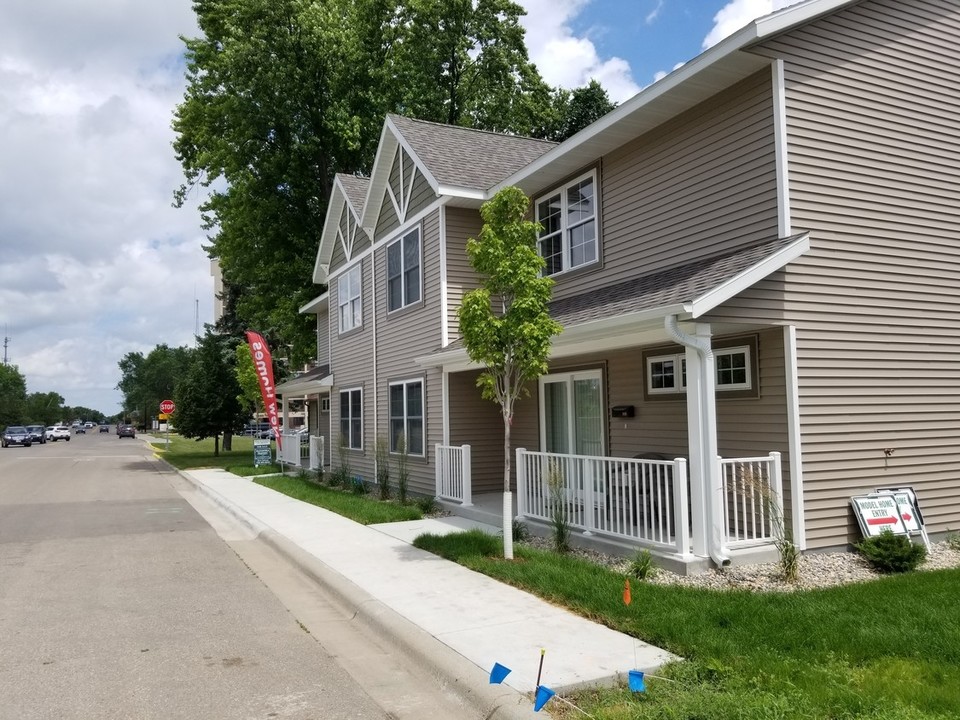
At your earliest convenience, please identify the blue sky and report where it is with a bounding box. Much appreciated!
[0,0,798,413]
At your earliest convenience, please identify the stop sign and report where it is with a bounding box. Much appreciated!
[159,399,176,414]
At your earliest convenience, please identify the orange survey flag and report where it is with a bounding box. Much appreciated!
[623,578,632,605]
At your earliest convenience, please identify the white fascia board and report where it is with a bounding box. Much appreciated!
[492,0,854,195]
[359,121,399,231]
[437,184,487,201]
[390,120,442,198]
[414,303,689,371]
[299,292,328,315]
[688,233,810,317]
[314,191,345,284]
[276,374,334,397]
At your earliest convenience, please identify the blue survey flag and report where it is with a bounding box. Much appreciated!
[629,670,646,693]
[489,662,511,684]
[534,685,555,711]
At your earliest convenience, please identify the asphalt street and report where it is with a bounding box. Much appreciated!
[0,431,473,720]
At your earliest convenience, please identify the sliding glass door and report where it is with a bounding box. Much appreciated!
[540,370,604,457]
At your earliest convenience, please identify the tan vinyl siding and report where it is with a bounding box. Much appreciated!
[444,206,484,343]
[330,231,348,273]
[374,210,444,497]
[405,171,436,221]
[718,0,960,548]
[329,256,375,482]
[315,309,329,365]
[547,70,779,302]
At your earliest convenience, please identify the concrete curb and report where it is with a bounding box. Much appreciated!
[176,467,546,720]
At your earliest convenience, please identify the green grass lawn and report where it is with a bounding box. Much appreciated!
[414,530,960,720]
[149,434,285,474]
[152,433,959,718]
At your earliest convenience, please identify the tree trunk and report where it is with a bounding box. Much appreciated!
[223,433,233,451]
[214,434,220,457]
[503,413,514,559]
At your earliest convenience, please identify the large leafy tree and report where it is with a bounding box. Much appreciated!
[174,331,247,456]
[117,345,193,426]
[0,364,27,426]
[173,0,557,365]
[547,80,617,142]
[457,187,561,559]
[23,392,65,426]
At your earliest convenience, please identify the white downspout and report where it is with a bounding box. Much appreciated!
[664,315,731,568]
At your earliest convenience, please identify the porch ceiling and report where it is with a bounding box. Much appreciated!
[275,365,332,396]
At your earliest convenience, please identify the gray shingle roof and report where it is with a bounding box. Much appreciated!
[550,234,806,327]
[389,114,556,191]
[336,174,370,214]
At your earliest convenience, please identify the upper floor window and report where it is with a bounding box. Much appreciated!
[389,379,424,455]
[535,171,597,276]
[338,263,362,333]
[387,226,421,311]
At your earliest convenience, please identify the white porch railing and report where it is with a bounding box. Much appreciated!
[435,444,472,506]
[719,452,783,547]
[309,435,325,471]
[515,449,691,556]
[277,432,304,466]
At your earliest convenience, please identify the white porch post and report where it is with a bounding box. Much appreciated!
[281,395,290,431]
[684,344,709,557]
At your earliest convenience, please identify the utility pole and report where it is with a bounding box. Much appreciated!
[2,328,9,365]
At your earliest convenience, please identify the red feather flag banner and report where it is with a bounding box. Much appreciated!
[623,578,632,605]
[245,330,282,449]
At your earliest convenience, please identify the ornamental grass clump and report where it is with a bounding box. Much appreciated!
[856,528,927,573]
[375,437,391,500]
[547,460,571,553]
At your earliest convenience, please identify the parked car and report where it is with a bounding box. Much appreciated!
[2,426,32,448]
[46,426,71,442]
[117,424,136,439]
[24,424,47,444]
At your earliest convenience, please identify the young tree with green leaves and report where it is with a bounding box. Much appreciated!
[457,186,562,559]
[234,342,264,419]
[173,332,246,456]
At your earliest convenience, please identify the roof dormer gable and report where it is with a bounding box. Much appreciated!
[314,173,370,284]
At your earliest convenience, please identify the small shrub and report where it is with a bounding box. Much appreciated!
[856,529,927,573]
[776,536,801,583]
[946,531,960,552]
[547,460,570,553]
[395,433,409,504]
[331,434,351,487]
[414,495,439,515]
[511,520,530,543]
[628,549,658,580]
[351,475,368,495]
[375,437,391,500]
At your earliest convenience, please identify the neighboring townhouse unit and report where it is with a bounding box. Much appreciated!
[304,0,960,572]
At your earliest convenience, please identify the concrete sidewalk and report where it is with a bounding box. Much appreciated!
[179,467,676,717]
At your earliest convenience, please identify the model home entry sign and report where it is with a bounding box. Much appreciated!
[850,487,929,547]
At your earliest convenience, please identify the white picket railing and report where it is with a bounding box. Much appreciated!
[435,444,472,506]
[309,435,325,471]
[719,452,783,547]
[515,449,690,555]
[277,432,303,466]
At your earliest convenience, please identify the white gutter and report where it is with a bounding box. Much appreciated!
[664,315,731,568]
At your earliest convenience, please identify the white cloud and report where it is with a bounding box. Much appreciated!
[0,1,209,412]
[703,0,808,49]
[517,0,642,104]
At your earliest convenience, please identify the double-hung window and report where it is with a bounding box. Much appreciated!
[339,388,363,450]
[338,263,362,333]
[389,379,423,455]
[387,226,421,311]
[535,171,597,276]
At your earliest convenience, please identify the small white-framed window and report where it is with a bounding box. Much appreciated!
[535,171,597,276]
[645,346,752,394]
[646,354,687,394]
[387,226,421,311]
[320,396,330,413]
[389,379,424,455]
[339,387,363,450]
[337,263,362,333]
[715,346,752,390]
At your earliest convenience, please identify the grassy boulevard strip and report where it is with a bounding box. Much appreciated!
[153,435,960,720]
